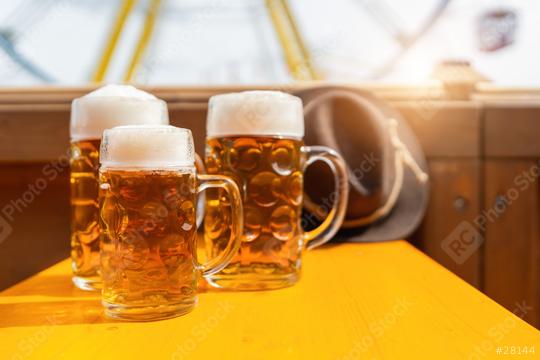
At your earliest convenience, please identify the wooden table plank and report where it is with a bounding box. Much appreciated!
[1,241,538,359]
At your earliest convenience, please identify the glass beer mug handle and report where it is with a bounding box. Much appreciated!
[194,153,206,228]
[195,174,244,276]
[302,146,349,250]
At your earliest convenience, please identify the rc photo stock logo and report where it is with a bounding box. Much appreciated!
[0,147,70,246]
[441,221,483,265]
[441,161,540,264]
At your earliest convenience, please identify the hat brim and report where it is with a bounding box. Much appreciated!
[296,86,429,242]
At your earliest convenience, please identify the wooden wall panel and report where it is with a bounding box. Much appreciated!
[0,105,70,162]
[411,160,481,287]
[394,101,481,158]
[168,107,207,157]
[484,105,540,157]
[0,99,482,162]
[0,164,70,290]
[484,160,540,325]
[0,104,210,163]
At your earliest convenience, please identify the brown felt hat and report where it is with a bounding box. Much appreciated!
[294,86,430,242]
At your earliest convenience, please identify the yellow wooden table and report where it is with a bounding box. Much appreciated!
[1,241,539,359]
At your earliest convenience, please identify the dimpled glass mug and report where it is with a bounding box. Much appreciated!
[70,85,169,291]
[203,91,349,290]
[99,125,243,320]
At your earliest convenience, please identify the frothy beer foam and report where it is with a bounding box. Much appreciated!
[70,85,169,141]
[100,125,195,168]
[207,91,304,138]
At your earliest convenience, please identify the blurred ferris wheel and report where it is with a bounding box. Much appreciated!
[0,0,519,85]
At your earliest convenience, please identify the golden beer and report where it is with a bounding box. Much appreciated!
[205,136,304,289]
[204,90,349,290]
[70,139,101,290]
[100,169,198,320]
[70,85,169,290]
[99,125,243,320]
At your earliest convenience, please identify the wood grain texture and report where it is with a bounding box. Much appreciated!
[484,160,540,326]
[0,241,538,360]
[0,163,70,290]
[0,104,209,163]
[0,89,478,162]
[484,105,540,157]
[394,101,482,158]
[0,105,70,162]
[411,160,481,287]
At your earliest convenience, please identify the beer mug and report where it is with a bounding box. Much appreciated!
[99,125,243,320]
[70,85,169,291]
[204,91,349,290]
